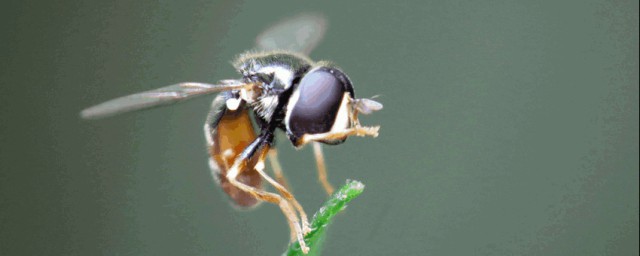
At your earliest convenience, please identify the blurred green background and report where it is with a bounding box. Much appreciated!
[1,0,637,255]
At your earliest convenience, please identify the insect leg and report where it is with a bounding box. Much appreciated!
[298,125,380,146]
[267,149,290,190]
[226,137,310,254]
[312,142,334,195]
[266,149,299,238]
[257,149,311,234]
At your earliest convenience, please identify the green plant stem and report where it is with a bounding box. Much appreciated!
[283,180,365,256]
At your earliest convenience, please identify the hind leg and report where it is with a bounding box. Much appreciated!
[226,137,310,254]
[264,149,311,234]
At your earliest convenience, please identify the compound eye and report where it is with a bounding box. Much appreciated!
[286,67,352,142]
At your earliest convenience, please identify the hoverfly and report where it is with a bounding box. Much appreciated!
[81,13,382,253]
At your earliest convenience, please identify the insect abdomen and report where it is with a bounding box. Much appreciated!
[206,93,262,208]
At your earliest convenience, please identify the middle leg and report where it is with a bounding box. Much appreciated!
[312,142,334,195]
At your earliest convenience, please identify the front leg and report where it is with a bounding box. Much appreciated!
[298,125,380,146]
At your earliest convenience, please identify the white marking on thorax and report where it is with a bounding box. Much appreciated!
[240,65,296,122]
[257,65,295,90]
[255,95,279,121]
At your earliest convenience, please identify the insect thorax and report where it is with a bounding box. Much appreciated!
[233,51,313,122]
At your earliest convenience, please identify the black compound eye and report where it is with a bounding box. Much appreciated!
[286,67,353,141]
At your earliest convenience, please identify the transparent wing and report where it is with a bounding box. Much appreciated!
[80,81,251,119]
[255,13,328,55]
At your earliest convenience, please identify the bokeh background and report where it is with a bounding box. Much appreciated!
[1,0,638,255]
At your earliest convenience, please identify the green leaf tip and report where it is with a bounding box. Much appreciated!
[284,180,365,256]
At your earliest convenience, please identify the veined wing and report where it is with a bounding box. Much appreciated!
[255,13,327,55]
[80,81,252,119]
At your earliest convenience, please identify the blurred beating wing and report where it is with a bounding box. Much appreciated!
[80,81,250,119]
[255,13,328,55]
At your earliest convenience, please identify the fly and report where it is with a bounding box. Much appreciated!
[81,13,382,254]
